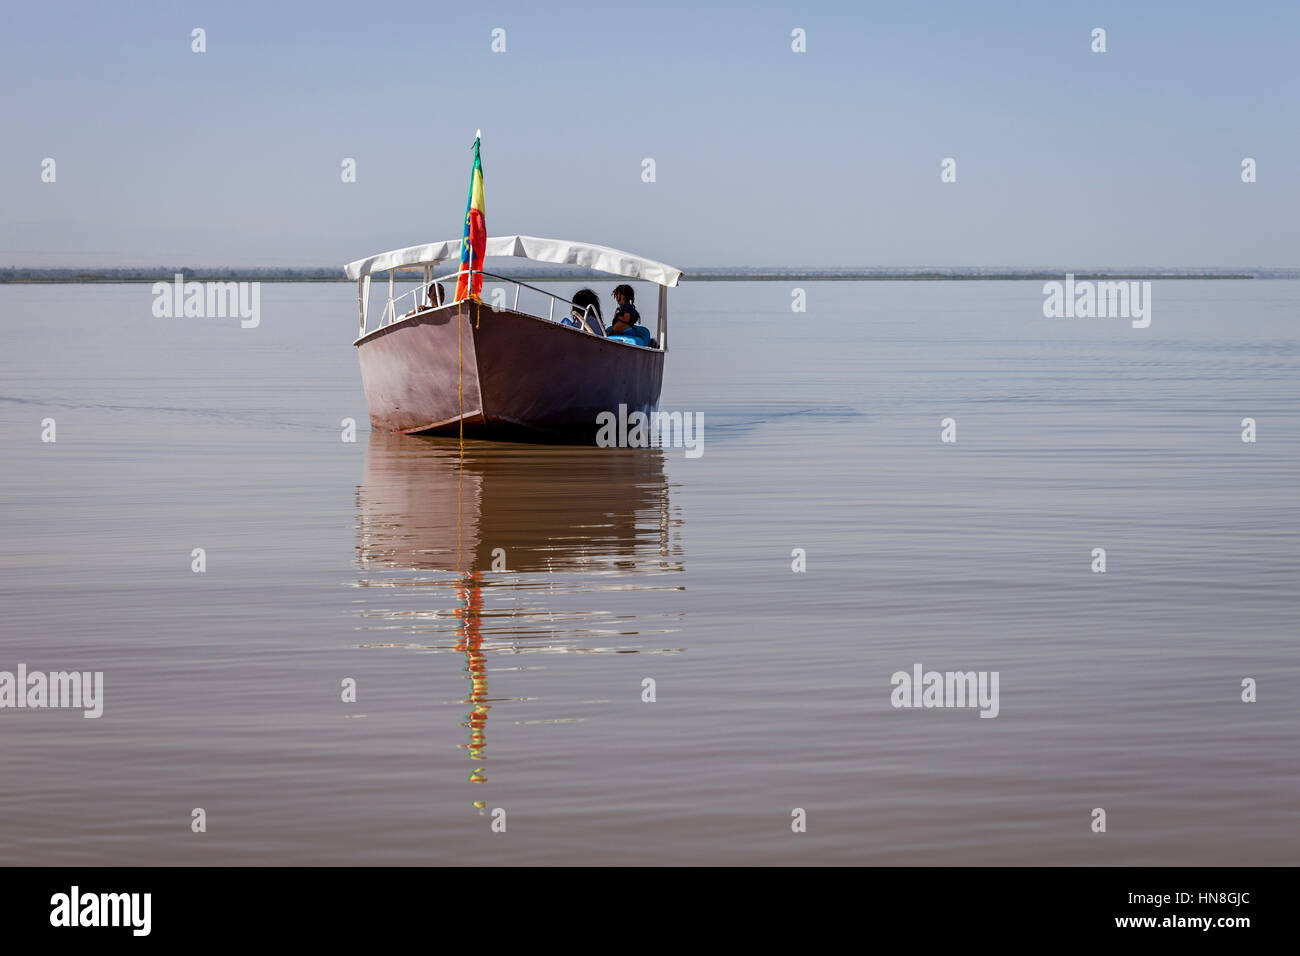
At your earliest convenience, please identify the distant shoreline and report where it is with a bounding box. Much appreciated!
[2,268,1293,284]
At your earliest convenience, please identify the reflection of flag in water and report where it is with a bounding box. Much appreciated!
[455,571,489,787]
[455,132,486,302]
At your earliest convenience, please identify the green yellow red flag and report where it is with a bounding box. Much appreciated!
[455,132,486,302]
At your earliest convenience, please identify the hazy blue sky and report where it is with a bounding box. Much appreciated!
[2,0,1297,268]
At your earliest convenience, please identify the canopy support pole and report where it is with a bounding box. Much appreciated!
[657,286,668,351]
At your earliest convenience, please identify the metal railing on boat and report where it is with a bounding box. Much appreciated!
[359,267,620,343]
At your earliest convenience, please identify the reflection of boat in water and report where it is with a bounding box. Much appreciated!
[354,431,683,797]
[357,430,678,575]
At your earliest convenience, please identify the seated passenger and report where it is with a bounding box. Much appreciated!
[605,284,651,345]
[405,282,445,317]
[562,288,604,335]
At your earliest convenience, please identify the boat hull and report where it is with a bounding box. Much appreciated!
[355,301,663,438]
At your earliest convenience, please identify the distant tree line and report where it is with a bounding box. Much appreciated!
[0,266,346,283]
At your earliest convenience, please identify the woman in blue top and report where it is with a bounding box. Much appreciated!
[562,288,604,334]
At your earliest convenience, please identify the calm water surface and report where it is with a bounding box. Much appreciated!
[1,280,1297,864]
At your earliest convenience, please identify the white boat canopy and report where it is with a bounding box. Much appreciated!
[344,235,683,288]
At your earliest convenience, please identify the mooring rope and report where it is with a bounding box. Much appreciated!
[457,296,464,448]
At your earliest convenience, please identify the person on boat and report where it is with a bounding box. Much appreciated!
[606,284,652,345]
[405,282,445,317]
[563,288,604,335]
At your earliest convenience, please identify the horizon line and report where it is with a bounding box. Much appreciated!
[3,265,1299,284]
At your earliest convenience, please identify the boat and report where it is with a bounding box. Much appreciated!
[344,235,684,439]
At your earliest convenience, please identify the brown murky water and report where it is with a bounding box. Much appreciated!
[1,281,1297,864]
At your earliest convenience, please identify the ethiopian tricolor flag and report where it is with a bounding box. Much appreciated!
[455,132,486,302]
